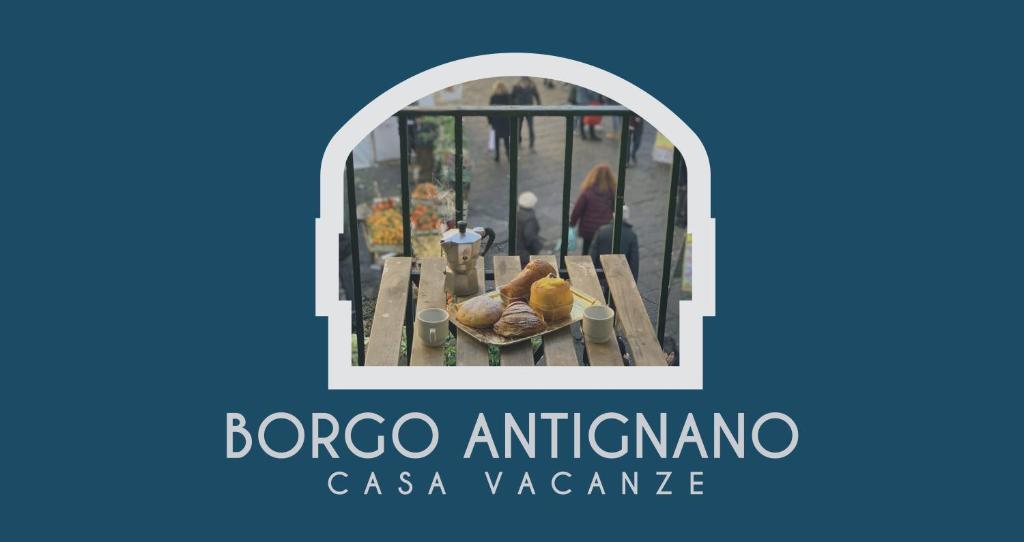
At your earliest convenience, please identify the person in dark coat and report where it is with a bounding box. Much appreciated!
[570,163,617,254]
[589,205,639,280]
[511,77,541,149]
[488,81,512,162]
[515,191,543,266]
[628,115,644,164]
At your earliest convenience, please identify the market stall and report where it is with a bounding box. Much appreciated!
[358,184,449,264]
[356,115,472,265]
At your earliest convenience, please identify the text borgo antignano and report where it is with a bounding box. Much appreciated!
[225,411,798,497]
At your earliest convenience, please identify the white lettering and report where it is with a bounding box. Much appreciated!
[311,413,340,459]
[392,412,438,459]
[690,471,704,495]
[540,413,568,458]
[363,472,382,495]
[656,471,673,495]
[621,471,638,495]
[398,471,413,495]
[518,472,535,495]
[226,413,252,458]
[258,412,304,459]
[672,413,708,459]
[714,412,744,458]
[752,412,798,459]
[551,471,572,495]
[484,471,503,494]
[464,414,499,458]
[327,471,348,495]
[345,412,385,459]
[636,413,667,458]
[429,472,446,495]
[589,412,628,459]
[504,413,536,458]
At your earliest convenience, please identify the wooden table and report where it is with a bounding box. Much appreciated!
[363,254,666,366]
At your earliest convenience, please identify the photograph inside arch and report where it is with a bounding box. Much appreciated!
[340,76,691,367]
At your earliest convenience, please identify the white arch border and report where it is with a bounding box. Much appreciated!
[316,53,714,389]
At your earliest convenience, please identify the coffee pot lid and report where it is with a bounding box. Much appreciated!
[442,221,480,244]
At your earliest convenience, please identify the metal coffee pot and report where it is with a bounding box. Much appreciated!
[440,220,495,296]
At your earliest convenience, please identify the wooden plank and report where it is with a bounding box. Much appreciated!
[455,258,490,366]
[601,254,666,366]
[365,256,413,366]
[409,257,447,366]
[492,256,535,366]
[531,255,579,366]
[564,256,623,366]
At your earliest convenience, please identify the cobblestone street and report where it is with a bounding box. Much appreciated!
[349,77,688,354]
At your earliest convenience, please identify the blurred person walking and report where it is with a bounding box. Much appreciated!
[606,98,621,140]
[628,115,644,165]
[570,164,617,254]
[511,77,541,150]
[569,85,603,140]
[488,81,512,162]
[515,191,543,266]
[589,205,639,280]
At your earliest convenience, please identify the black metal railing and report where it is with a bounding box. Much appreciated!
[345,105,686,365]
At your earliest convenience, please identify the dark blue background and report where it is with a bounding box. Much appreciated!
[5,1,1019,538]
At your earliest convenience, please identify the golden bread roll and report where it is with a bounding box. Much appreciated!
[529,274,574,322]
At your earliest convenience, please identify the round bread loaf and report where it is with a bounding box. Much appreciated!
[455,295,503,329]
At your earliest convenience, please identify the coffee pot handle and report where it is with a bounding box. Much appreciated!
[479,227,496,256]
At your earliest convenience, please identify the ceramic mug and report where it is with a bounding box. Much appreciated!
[582,305,615,343]
[417,308,449,347]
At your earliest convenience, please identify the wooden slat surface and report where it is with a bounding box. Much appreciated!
[531,255,579,366]
[601,254,666,366]
[492,256,535,366]
[365,256,413,366]
[455,258,490,366]
[564,256,623,366]
[409,257,447,366]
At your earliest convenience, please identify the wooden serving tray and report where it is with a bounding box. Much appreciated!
[448,287,600,347]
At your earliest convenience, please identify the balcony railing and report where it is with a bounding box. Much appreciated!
[344,105,686,365]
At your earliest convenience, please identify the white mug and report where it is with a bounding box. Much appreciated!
[417,308,449,347]
[582,305,615,343]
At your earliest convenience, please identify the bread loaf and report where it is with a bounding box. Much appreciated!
[499,259,556,304]
[456,296,503,329]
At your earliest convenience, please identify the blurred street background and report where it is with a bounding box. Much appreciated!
[345,77,689,355]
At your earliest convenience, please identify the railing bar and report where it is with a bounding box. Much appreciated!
[345,153,365,366]
[411,268,595,282]
[401,105,630,116]
[560,115,574,262]
[454,114,464,222]
[398,114,416,354]
[405,278,414,365]
[397,113,412,256]
[658,148,684,345]
[612,113,630,253]
[508,115,519,255]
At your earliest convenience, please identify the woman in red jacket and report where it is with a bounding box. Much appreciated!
[570,164,617,254]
